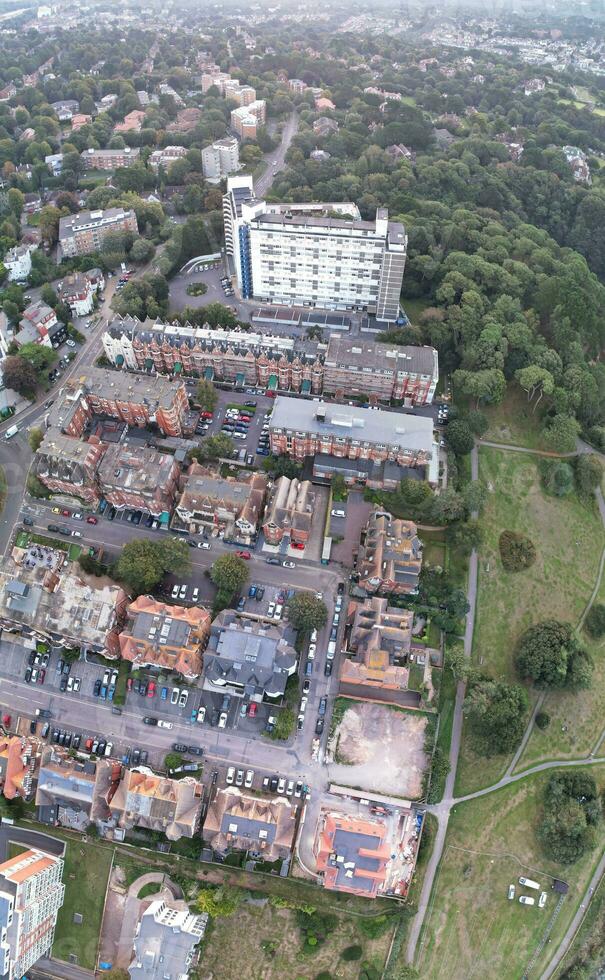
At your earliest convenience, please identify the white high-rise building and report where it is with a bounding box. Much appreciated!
[223,177,407,323]
[0,848,65,980]
[201,137,240,182]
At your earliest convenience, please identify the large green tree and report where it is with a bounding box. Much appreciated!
[516,620,593,691]
[287,592,328,634]
[463,678,528,756]
[195,379,218,413]
[210,554,249,597]
[114,538,191,595]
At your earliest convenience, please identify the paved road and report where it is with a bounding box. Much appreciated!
[255,111,298,198]
[406,443,479,963]
[540,851,605,980]
[31,959,94,980]
[0,820,65,859]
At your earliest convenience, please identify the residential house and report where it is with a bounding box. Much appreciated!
[15,301,66,349]
[97,443,180,516]
[0,735,38,801]
[269,398,434,477]
[3,243,36,282]
[203,609,297,702]
[315,96,336,111]
[0,546,127,655]
[44,152,63,176]
[175,465,266,542]
[107,768,203,840]
[114,110,146,133]
[204,787,297,861]
[314,811,391,897]
[46,367,189,438]
[32,429,106,505]
[262,476,314,546]
[57,272,94,317]
[230,101,266,139]
[0,83,16,102]
[148,145,188,170]
[385,143,414,162]
[167,108,202,133]
[357,512,422,596]
[288,78,306,94]
[35,746,97,831]
[129,900,207,980]
[116,595,211,679]
[71,113,92,131]
[339,596,417,703]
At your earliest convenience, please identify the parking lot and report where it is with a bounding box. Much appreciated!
[186,387,275,465]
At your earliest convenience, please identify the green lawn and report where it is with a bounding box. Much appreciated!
[52,839,113,969]
[456,448,604,794]
[418,766,605,980]
[481,386,547,449]
[420,529,446,569]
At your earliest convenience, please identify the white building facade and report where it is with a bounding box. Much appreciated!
[0,849,65,980]
[4,244,35,282]
[201,137,240,182]
[223,178,407,323]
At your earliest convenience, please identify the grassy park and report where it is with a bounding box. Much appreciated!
[418,766,605,980]
[52,838,113,969]
[480,387,547,449]
[455,448,604,794]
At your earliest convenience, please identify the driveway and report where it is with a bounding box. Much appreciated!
[330,492,373,567]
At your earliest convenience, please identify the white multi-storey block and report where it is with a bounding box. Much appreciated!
[0,848,65,980]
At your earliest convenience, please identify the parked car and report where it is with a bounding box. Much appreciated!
[161,686,168,700]
[171,688,180,705]
[318,696,327,716]
[277,777,286,794]
[226,766,235,784]
[245,769,254,788]
[236,550,251,559]
[178,690,189,708]
[197,706,206,723]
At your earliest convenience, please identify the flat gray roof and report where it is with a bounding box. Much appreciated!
[270,397,434,455]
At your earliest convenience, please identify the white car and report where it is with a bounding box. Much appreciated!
[274,604,283,620]
[158,719,173,729]
[282,560,295,568]
[72,512,83,520]
[519,896,535,906]
[192,587,199,602]
[66,339,76,348]
[267,602,276,618]
[508,884,515,900]
[307,644,315,660]
[226,766,235,784]
[179,584,187,600]
[66,676,74,692]
[198,541,211,549]
[244,769,254,788]
[104,741,113,757]
[197,706,206,723]
[310,629,318,643]
[171,584,179,599]
[178,690,189,707]
[218,711,227,728]
[72,529,81,538]
[300,696,308,713]
[538,891,547,909]
[102,669,110,686]
[170,688,180,705]
[331,509,345,518]
[286,780,294,796]
[277,777,286,794]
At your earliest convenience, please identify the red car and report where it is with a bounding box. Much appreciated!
[236,551,251,560]
[201,411,213,419]
[127,677,133,692]
[2,714,10,727]
[291,542,305,550]
[85,737,94,752]
[38,669,46,684]
[62,509,70,517]
[248,703,257,717]
[147,681,156,698]
[87,516,98,525]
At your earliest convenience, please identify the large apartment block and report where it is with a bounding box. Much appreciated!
[0,848,65,980]
[59,207,138,258]
[202,137,240,181]
[81,147,140,170]
[230,100,266,138]
[223,176,407,322]
[47,368,189,438]
[268,396,434,471]
[102,319,438,406]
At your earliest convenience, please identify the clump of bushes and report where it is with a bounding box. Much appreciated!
[340,945,363,961]
[498,530,536,572]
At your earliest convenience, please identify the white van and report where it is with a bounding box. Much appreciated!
[327,641,336,658]
[4,425,18,440]
[519,877,540,890]
[519,896,535,906]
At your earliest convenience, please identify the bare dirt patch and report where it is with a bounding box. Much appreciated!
[327,700,428,798]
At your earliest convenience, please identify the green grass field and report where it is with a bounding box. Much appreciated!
[481,386,547,449]
[455,448,604,794]
[52,839,113,969]
[418,766,605,980]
